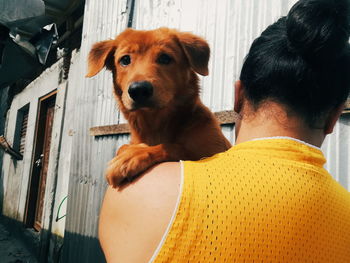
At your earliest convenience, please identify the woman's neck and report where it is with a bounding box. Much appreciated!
[235,102,325,147]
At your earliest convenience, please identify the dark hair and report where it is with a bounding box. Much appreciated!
[240,0,350,125]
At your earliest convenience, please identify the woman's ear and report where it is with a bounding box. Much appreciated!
[234,80,245,114]
[176,32,210,76]
[86,40,116,77]
[324,103,345,134]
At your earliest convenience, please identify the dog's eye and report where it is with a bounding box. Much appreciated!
[157,53,172,65]
[120,55,131,66]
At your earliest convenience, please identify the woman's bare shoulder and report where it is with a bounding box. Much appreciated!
[99,162,182,263]
[101,162,182,208]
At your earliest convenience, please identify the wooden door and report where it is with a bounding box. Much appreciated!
[25,91,56,231]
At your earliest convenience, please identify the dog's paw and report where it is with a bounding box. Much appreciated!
[106,143,155,187]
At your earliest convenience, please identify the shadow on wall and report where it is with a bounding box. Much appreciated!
[0,155,3,215]
[0,215,106,263]
[62,231,106,263]
[0,149,4,215]
[0,86,10,214]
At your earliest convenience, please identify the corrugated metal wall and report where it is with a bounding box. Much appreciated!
[132,0,298,141]
[322,114,350,190]
[62,0,129,262]
[134,0,296,112]
[62,0,350,261]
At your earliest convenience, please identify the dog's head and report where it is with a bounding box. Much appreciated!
[86,28,210,112]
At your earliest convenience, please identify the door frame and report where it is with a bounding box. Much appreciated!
[24,90,57,229]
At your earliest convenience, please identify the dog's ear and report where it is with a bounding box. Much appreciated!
[176,32,210,76]
[86,40,116,77]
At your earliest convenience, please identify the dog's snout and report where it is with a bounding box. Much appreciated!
[128,81,153,103]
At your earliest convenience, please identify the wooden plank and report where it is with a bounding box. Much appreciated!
[34,99,56,231]
[90,110,240,137]
[40,90,58,102]
[24,92,56,228]
[214,110,240,125]
[90,123,131,136]
[90,102,350,137]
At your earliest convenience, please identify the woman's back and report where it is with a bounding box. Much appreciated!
[153,138,350,262]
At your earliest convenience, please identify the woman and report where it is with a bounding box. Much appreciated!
[99,0,350,262]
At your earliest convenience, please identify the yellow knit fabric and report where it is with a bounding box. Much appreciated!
[153,138,350,263]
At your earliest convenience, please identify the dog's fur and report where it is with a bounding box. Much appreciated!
[87,28,231,187]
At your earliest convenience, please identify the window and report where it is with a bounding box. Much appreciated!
[13,104,30,156]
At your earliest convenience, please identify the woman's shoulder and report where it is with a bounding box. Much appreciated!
[113,162,182,202]
[99,162,182,263]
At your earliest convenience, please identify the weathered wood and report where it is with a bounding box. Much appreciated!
[90,110,239,136]
[90,123,131,136]
[214,110,240,125]
[90,101,350,137]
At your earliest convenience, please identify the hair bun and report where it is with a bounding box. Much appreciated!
[286,0,350,62]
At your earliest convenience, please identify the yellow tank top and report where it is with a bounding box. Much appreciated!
[151,138,350,263]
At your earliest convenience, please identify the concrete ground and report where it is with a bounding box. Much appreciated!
[0,221,37,263]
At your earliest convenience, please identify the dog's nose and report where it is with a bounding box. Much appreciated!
[128,81,153,103]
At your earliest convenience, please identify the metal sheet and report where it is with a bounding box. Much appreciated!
[62,0,129,262]
[133,0,298,112]
[130,0,299,143]
[322,114,350,190]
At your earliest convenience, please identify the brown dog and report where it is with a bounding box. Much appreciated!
[87,28,231,187]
